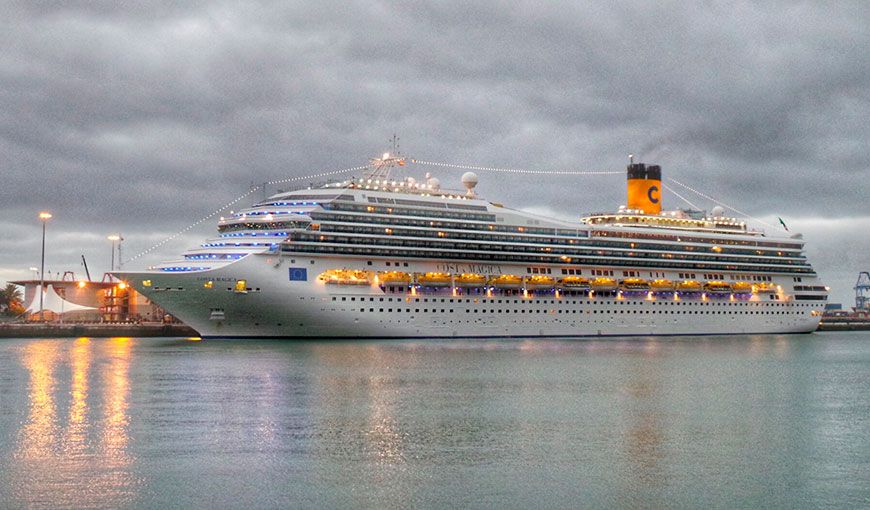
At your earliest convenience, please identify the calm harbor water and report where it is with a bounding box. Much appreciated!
[0,333,868,509]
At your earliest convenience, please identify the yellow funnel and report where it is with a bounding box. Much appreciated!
[627,163,662,214]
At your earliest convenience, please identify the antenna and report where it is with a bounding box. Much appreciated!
[363,134,409,182]
[629,154,634,164]
[249,182,267,201]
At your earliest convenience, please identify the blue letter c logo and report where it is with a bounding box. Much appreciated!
[648,185,659,204]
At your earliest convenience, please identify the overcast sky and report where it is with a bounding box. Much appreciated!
[2,1,868,305]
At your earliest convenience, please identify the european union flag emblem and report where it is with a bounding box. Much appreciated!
[288,268,308,281]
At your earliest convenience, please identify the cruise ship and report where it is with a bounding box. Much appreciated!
[119,153,828,338]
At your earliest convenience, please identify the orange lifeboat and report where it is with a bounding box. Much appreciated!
[731,281,753,293]
[416,272,452,287]
[526,275,556,289]
[559,276,590,289]
[590,277,618,291]
[378,271,410,285]
[754,283,776,294]
[489,275,523,289]
[704,281,732,293]
[620,278,650,291]
[676,280,703,292]
[318,269,372,285]
[455,273,487,287]
[650,279,674,291]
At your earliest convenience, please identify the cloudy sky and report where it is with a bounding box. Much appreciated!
[2,1,868,304]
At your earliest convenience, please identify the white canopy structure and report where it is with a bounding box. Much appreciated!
[25,284,96,314]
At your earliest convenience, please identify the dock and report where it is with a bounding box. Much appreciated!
[0,322,198,338]
[817,318,870,332]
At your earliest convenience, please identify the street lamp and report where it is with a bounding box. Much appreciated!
[107,234,121,272]
[38,211,52,321]
[29,267,39,279]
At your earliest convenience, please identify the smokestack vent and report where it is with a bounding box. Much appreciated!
[626,162,662,215]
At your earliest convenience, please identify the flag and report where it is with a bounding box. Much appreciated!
[777,217,789,231]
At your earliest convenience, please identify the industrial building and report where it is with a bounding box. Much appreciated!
[11,274,167,323]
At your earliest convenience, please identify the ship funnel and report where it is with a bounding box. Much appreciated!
[626,162,662,214]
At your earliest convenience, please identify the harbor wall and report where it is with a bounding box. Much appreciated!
[0,323,198,338]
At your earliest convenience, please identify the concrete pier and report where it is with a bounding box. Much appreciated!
[0,322,198,338]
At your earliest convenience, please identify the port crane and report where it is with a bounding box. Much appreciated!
[855,272,870,311]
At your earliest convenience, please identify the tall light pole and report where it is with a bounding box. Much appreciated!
[29,266,39,280]
[117,234,124,270]
[38,212,52,321]
[107,234,121,272]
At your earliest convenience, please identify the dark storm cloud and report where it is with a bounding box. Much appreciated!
[2,0,868,299]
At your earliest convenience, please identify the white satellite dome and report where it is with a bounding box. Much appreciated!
[427,177,441,190]
[461,172,478,195]
[710,206,725,217]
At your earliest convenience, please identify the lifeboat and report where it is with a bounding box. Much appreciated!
[590,277,618,291]
[676,280,703,292]
[455,273,487,287]
[731,281,753,293]
[620,278,650,291]
[489,274,523,289]
[319,269,372,285]
[754,283,776,294]
[559,276,590,289]
[378,271,410,285]
[704,281,732,293]
[526,275,556,289]
[416,272,452,287]
[650,279,674,291]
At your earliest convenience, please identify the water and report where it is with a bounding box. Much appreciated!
[0,333,868,509]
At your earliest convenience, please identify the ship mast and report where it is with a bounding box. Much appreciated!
[362,134,407,181]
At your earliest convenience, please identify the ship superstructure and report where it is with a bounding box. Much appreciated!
[119,154,827,338]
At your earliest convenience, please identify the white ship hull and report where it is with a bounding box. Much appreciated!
[123,254,824,339]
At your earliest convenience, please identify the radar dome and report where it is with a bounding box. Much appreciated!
[461,172,478,196]
[427,177,441,190]
[710,206,725,217]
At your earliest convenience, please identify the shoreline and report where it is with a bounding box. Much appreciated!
[818,319,870,332]
[1,322,867,338]
[0,323,198,338]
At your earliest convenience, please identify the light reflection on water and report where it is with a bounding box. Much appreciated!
[0,334,867,508]
[15,340,61,463]
[8,338,137,509]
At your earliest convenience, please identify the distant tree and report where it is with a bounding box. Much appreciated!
[1,284,23,316]
[7,301,25,317]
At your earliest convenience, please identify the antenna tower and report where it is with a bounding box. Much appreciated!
[363,134,407,181]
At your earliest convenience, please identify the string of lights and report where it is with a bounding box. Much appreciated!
[661,181,701,211]
[125,158,779,266]
[125,164,368,264]
[666,177,778,229]
[412,159,622,175]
